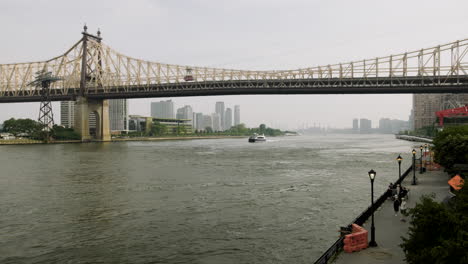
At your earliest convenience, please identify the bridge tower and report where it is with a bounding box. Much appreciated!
[74,25,111,141]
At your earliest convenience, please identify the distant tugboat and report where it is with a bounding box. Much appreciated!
[248,133,266,143]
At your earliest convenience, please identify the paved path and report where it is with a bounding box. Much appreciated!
[333,169,451,264]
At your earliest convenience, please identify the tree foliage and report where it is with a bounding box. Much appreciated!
[149,121,167,136]
[432,126,468,171]
[400,186,468,264]
[51,125,80,140]
[2,118,43,136]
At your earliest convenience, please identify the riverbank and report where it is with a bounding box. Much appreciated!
[0,135,247,145]
[394,134,433,143]
[111,135,247,142]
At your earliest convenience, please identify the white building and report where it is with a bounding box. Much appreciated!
[234,105,240,126]
[176,105,193,122]
[212,113,221,131]
[60,101,75,128]
[224,108,232,130]
[215,102,225,130]
[203,115,212,130]
[151,100,174,119]
[195,113,204,131]
[109,99,129,131]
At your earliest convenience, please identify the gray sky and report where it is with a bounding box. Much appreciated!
[1,0,468,129]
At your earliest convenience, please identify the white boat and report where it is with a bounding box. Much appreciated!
[248,133,266,143]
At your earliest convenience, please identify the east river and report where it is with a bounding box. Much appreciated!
[0,134,417,264]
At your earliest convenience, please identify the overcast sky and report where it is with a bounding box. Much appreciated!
[1,0,468,129]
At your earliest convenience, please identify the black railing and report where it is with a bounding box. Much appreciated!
[313,165,413,264]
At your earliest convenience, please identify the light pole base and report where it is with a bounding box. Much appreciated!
[369,240,378,247]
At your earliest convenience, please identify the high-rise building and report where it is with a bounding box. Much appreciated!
[215,102,225,130]
[379,118,409,134]
[359,118,372,133]
[212,113,221,131]
[408,109,414,131]
[109,99,128,131]
[224,108,232,130]
[412,94,441,130]
[176,105,193,121]
[195,113,204,131]
[412,94,468,130]
[62,99,127,132]
[192,112,197,131]
[203,115,212,130]
[352,118,359,131]
[60,101,75,128]
[234,105,240,126]
[151,100,174,119]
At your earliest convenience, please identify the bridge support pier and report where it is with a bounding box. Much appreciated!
[74,96,111,142]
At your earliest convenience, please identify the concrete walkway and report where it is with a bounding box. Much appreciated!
[333,169,451,264]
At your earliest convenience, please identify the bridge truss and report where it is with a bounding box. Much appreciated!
[1,30,468,103]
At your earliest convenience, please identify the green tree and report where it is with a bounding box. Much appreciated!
[150,121,167,136]
[2,118,43,136]
[51,125,80,140]
[432,126,468,171]
[400,186,468,264]
[205,126,213,133]
[259,124,266,133]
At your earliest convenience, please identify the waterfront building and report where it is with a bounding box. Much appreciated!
[195,113,204,131]
[128,115,191,134]
[379,118,409,134]
[128,115,153,133]
[408,109,414,131]
[62,99,127,132]
[192,112,197,131]
[352,118,359,131]
[412,94,468,130]
[61,101,95,130]
[176,105,193,124]
[151,100,174,119]
[109,99,128,132]
[224,108,232,130]
[212,113,221,131]
[359,118,372,133]
[60,101,75,128]
[203,115,213,131]
[215,102,225,130]
[234,105,240,126]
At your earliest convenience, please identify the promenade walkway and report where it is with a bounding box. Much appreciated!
[333,169,451,264]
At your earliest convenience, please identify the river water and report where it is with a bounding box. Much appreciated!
[0,134,416,264]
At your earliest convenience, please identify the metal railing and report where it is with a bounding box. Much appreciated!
[313,165,413,264]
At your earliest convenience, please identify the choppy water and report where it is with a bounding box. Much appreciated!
[0,134,416,264]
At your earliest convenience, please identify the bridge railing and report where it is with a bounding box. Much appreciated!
[2,36,468,96]
[313,165,413,264]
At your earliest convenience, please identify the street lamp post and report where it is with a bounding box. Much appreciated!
[368,169,378,247]
[419,146,424,174]
[396,155,403,178]
[412,149,417,185]
[424,143,428,167]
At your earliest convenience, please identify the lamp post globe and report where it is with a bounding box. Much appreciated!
[396,155,403,178]
[412,149,417,185]
[368,169,378,247]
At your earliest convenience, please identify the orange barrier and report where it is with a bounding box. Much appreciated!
[448,174,465,190]
[343,224,368,253]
